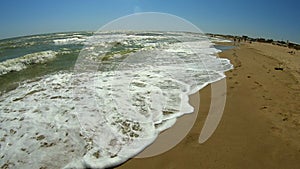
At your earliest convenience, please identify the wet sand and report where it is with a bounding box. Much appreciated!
[116,42,300,169]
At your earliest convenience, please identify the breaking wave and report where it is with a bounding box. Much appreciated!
[0,31,232,168]
[0,51,57,75]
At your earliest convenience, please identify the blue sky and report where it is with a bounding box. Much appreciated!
[0,0,299,43]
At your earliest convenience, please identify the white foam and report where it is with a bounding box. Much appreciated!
[209,37,232,43]
[0,31,233,169]
[53,37,86,45]
[0,50,57,75]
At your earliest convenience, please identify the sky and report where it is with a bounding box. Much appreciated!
[0,0,299,43]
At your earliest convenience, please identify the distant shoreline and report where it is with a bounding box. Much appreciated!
[207,33,300,50]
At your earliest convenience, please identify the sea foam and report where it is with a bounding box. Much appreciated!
[0,31,233,169]
[53,37,86,45]
[0,50,57,75]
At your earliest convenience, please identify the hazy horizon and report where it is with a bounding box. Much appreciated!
[0,0,299,43]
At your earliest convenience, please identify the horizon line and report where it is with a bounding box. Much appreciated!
[0,30,299,45]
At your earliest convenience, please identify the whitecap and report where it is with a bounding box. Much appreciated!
[53,37,86,45]
[0,51,57,75]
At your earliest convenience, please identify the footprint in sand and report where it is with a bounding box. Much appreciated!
[270,126,283,136]
[260,106,268,110]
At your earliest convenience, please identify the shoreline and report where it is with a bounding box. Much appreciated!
[116,42,300,169]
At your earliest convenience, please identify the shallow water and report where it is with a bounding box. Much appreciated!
[214,45,235,51]
[0,31,232,168]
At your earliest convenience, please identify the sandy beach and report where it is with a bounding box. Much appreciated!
[116,42,300,169]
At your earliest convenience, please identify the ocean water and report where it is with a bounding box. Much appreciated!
[0,31,233,168]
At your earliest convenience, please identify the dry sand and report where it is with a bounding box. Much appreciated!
[116,42,300,169]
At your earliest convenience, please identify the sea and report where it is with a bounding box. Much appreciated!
[0,31,233,168]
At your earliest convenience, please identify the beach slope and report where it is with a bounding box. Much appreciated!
[116,42,300,169]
